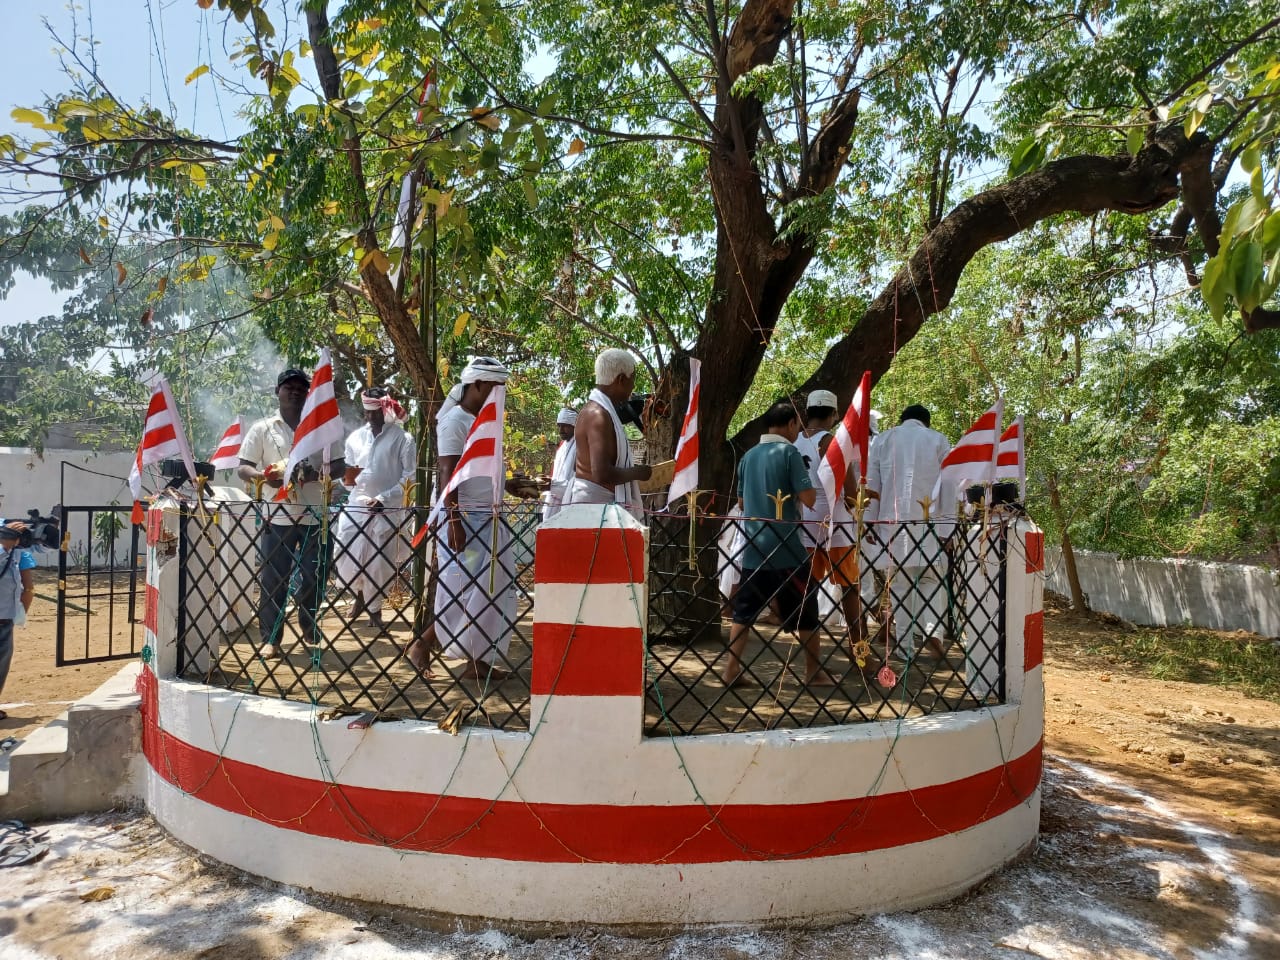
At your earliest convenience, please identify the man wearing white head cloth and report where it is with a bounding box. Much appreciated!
[407,356,518,680]
[337,387,416,633]
[541,407,578,521]
[564,349,652,519]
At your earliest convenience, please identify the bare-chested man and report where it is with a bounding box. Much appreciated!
[562,349,652,517]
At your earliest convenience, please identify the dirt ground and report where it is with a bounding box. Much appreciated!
[0,572,131,741]
[1,590,1278,958]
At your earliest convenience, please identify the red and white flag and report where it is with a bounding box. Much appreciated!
[931,398,1004,515]
[274,350,344,501]
[816,371,871,518]
[667,358,701,507]
[128,372,198,524]
[209,417,243,471]
[414,68,438,126]
[995,415,1025,493]
[425,385,506,530]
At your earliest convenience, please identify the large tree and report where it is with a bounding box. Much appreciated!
[2,0,1277,494]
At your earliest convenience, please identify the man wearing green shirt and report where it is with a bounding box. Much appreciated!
[724,400,837,688]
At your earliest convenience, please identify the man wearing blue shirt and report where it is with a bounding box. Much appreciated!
[724,401,837,689]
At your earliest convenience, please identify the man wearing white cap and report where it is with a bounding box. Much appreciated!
[793,390,877,677]
[564,349,652,518]
[542,407,577,521]
[407,356,517,681]
[337,387,416,633]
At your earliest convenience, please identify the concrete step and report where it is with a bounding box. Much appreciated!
[0,662,143,820]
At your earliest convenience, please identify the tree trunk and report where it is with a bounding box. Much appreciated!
[693,144,817,497]
[308,4,438,403]
[1047,472,1088,612]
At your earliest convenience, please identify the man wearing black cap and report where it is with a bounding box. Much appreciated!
[238,368,346,659]
[0,523,33,717]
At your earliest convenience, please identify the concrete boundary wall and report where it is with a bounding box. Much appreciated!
[138,503,1047,927]
[1046,547,1280,637]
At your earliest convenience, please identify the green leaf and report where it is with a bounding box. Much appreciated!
[1199,252,1227,318]
[250,6,275,40]
[1261,210,1280,248]
[1231,241,1264,310]
[1009,135,1046,178]
[521,178,537,208]
[1126,126,1144,156]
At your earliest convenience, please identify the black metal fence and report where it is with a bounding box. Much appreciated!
[174,498,541,731]
[166,492,1010,739]
[644,510,1009,736]
[56,505,145,666]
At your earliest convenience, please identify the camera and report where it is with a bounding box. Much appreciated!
[160,458,215,486]
[1,526,34,549]
[991,480,1020,506]
[614,393,668,430]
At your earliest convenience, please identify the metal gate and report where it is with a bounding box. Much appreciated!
[55,505,145,666]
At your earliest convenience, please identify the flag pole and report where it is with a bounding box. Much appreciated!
[686,489,697,571]
[413,176,438,639]
[489,507,500,595]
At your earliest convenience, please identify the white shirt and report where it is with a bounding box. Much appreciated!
[437,405,493,508]
[241,413,343,524]
[344,422,416,507]
[795,427,857,547]
[865,419,950,524]
[542,441,573,520]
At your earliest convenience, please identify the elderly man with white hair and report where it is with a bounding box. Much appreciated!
[542,407,578,521]
[337,387,416,634]
[564,349,652,518]
[407,356,518,681]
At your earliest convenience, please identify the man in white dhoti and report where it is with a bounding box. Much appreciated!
[794,391,879,678]
[337,387,416,633]
[564,349,652,518]
[406,357,517,681]
[865,404,950,660]
[541,407,578,521]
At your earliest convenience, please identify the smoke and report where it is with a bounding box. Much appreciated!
[187,320,289,456]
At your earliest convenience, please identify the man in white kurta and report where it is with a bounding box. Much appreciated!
[337,388,416,631]
[541,407,578,521]
[865,405,950,658]
[563,349,651,519]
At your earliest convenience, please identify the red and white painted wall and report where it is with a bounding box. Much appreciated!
[137,502,1045,927]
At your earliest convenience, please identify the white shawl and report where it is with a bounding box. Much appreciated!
[562,388,641,517]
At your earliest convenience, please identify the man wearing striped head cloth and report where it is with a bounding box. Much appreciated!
[337,387,416,634]
[407,357,517,680]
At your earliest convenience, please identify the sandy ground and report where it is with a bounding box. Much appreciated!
[1,595,1278,958]
[0,574,129,742]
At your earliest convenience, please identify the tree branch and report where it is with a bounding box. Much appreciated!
[732,142,1190,447]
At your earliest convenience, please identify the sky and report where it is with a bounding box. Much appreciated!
[0,0,256,327]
